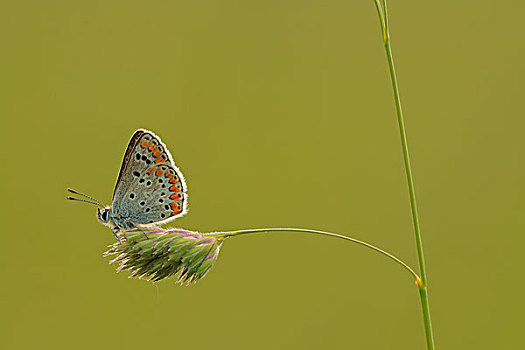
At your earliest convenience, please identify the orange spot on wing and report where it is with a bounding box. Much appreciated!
[155,157,164,163]
[169,177,178,184]
[170,203,181,214]
[147,168,155,175]
[148,143,155,151]
[169,185,180,192]
[156,168,163,176]
[170,193,182,200]
[153,148,162,157]
[164,171,173,178]
[141,140,148,148]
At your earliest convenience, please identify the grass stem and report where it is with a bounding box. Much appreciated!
[210,228,421,282]
[374,1,435,348]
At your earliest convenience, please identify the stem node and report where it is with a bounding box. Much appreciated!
[415,276,426,290]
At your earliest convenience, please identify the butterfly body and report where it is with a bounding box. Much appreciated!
[70,129,188,239]
[97,206,137,231]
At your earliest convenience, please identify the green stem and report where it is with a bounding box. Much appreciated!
[375,1,435,349]
[210,228,421,282]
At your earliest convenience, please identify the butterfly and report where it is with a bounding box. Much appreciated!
[68,129,188,240]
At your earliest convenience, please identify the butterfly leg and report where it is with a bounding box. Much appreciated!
[138,228,150,240]
[125,227,149,240]
[111,226,120,240]
[111,226,128,242]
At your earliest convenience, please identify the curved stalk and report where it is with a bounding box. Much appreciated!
[208,228,420,282]
[373,1,435,349]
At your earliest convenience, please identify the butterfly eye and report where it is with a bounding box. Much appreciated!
[101,210,108,221]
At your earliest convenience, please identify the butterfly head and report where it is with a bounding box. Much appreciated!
[97,207,112,225]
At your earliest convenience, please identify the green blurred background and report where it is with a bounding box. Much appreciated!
[1,1,523,349]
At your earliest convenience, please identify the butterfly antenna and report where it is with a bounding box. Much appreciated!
[67,188,105,207]
[66,196,105,208]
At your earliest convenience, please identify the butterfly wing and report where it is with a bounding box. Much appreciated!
[112,129,146,200]
[111,129,188,227]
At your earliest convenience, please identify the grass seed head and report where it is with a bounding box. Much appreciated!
[104,228,222,285]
